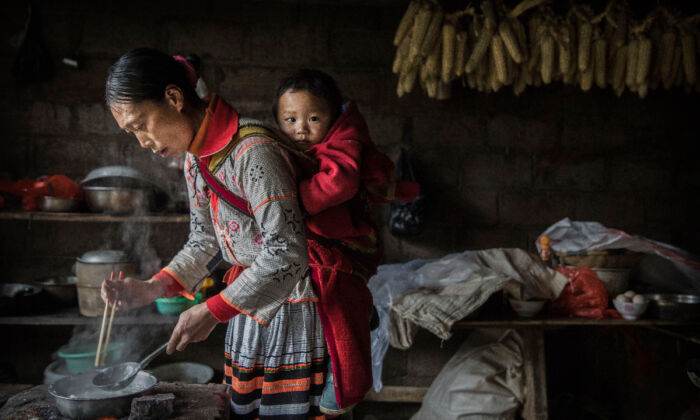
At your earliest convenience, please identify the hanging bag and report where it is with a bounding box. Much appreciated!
[389,148,425,237]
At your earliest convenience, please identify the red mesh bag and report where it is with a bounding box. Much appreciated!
[549,266,621,319]
[0,175,81,211]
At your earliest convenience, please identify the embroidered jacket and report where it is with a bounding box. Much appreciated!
[154,95,315,325]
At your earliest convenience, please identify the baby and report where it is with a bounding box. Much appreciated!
[273,68,419,243]
[273,69,419,415]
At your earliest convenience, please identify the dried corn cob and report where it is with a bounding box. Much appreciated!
[578,21,593,72]
[492,34,508,83]
[637,82,648,98]
[635,36,651,85]
[393,29,412,74]
[394,0,421,47]
[436,81,451,100]
[681,33,697,85]
[558,25,572,76]
[425,37,441,79]
[625,39,639,88]
[482,0,497,30]
[612,45,627,92]
[466,25,495,73]
[664,38,682,89]
[467,71,477,89]
[499,20,523,63]
[407,4,433,67]
[648,26,662,90]
[659,31,677,84]
[402,66,419,95]
[425,78,437,98]
[594,38,607,88]
[512,18,529,62]
[441,22,456,84]
[454,30,467,77]
[541,34,555,84]
[489,49,501,92]
[581,45,595,91]
[513,65,528,95]
[419,9,445,59]
[563,19,578,85]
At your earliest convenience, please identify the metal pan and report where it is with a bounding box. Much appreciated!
[48,369,157,419]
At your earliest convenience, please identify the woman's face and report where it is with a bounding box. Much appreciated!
[276,89,333,150]
[110,88,194,158]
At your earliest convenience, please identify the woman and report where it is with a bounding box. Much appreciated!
[101,48,327,419]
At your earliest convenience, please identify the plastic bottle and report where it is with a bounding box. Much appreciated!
[539,236,552,267]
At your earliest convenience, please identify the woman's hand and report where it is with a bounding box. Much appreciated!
[100,277,165,310]
[167,302,220,354]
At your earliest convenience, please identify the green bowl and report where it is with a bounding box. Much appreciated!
[155,293,202,316]
[57,341,125,374]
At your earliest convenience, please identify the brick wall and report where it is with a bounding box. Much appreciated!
[3,1,699,277]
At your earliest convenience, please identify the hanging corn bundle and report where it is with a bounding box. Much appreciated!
[390,0,700,98]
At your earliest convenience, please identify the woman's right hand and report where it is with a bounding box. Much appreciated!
[100,277,166,311]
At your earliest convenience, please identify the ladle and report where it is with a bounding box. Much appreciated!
[92,341,168,390]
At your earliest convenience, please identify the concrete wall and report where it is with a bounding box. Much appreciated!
[1,0,700,418]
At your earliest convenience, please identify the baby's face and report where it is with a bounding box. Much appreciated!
[276,89,333,150]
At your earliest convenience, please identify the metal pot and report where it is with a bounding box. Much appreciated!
[49,370,157,419]
[75,250,138,317]
[83,186,155,214]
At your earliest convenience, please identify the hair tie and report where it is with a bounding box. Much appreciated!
[172,55,198,89]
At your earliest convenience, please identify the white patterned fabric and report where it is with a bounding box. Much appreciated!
[164,118,317,326]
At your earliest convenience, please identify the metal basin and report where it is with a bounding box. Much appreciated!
[645,293,700,321]
[34,276,77,307]
[49,369,157,419]
[38,196,81,212]
[83,186,154,214]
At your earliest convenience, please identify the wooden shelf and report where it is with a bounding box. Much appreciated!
[0,306,178,326]
[0,211,189,223]
[454,316,700,328]
[3,306,696,328]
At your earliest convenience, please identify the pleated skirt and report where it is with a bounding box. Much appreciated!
[224,300,328,419]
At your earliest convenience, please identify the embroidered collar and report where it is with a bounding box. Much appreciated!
[188,95,239,158]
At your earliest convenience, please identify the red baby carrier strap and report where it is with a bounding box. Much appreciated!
[197,159,254,218]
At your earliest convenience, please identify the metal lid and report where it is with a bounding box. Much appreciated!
[81,165,167,193]
[77,250,132,264]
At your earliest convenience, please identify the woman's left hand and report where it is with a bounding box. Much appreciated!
[167,303,220,354]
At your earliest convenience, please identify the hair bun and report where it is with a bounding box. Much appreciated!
[172,55,198,89]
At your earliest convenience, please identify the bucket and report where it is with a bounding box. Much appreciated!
[75,250,138,317]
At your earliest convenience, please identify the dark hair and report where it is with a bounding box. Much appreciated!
[272,69,343,123]
[105,48,200,106]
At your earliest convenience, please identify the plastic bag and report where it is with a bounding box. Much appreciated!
[537,218,700,293]
[389,148,425,237]
[411,329,524,420]
[549,266,620,319]
[0,175,81,211]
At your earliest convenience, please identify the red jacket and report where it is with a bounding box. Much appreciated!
[300,102,419,240]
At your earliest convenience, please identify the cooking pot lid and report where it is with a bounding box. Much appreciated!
[81,165,167,193]
[77,250,132,264]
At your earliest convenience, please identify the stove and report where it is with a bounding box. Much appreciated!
[0,382,230,419]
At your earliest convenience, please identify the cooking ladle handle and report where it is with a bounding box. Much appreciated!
[139,341,169,370]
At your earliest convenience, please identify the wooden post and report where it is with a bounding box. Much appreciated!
[521,328,548,420]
